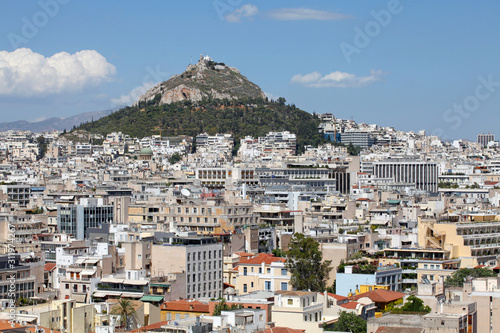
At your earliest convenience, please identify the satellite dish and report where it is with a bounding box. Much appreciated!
[181,189,191,197]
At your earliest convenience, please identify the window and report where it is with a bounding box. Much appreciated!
[244,267,247,276]
[288,299,293,305]
[175,314,181,320]
[243,284,248,293]
[281,282,288,291]
[251,282,254,288]
[259,268,262,274]
[267,268,271,274]
[281,269,287,276]
[65,284,69,289]
[424,264,428,269]
[265,281,271,291]
[167,313,171,320]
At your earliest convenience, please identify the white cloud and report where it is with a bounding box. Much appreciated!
[225,4,259,23]
[266,8,351,21]
[0,48,116,97]
[291,70,386,88]
[111,81,155,107]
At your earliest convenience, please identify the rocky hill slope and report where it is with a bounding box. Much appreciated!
[136,55,266,105]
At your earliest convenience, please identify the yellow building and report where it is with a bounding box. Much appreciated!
[357,284,389,294]
[418,218,500,267]
[235,253,291,295]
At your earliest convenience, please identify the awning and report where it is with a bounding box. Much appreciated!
[124,279,148,285]
[75,258,86,265]
[100,278,124,284]
[84,258,100,264]
[120,292,144,298]
[140,295,164,302]
[93,291,108,298]
[80,269,96,276]
[370,220,390,225]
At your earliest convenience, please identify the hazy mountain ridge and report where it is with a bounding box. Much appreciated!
[0,110,113,132]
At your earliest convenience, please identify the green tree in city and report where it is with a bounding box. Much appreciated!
[285,233,332,291]
[212,299,241,316]
[168,152,183,164]
[399,295,431,313]
[110,298,137,330]
[326,311,366,333]
[444,267,496,287]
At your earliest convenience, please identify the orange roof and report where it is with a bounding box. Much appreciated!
[0,320,61,333]
[256,327,306,333]
[339,301,360,309]
[474,265,486,269]
[238,253,285,265]
[160,300,209,313]
[348,289,405,303]
[235,252,255,258]
[45,263,56,271]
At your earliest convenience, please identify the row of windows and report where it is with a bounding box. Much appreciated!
[187,261,221,272]
[188,271,222,283]
[187,281,222,293]
[243,281,287,293]
[173,216,217,224]
[243,267,287,276]
[187,250,222,261]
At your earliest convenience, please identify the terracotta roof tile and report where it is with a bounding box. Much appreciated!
[339,301,359,309]
[44,263,56,271]
[160,300,209,313]
[348,289,405,303]
[238,253,285,265]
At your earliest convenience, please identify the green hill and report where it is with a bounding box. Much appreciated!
[75,56,326,153]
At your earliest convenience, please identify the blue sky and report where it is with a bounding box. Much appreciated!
[1,0,500,140]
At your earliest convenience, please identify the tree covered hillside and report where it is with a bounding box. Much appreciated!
[77,97,326,153]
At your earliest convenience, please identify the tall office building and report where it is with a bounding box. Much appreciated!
[478,133,495,147]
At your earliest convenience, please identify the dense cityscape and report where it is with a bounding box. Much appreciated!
[2,1,500,333]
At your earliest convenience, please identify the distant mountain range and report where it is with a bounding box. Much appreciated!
[0,110,113,132]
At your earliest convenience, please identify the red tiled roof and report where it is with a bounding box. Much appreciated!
[238,253,285,265]
[160,300,209,313]
[339,301,359,309]
[256,327,306,333]
[474,265,486,269]
[0,320,61,333]
[348,289,405,303]
[44,263,57,271]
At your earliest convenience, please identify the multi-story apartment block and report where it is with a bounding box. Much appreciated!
[151,236,223,299]
[272,291,324,333]
[235,253,291,295]
[418,218,500,267]
[57,198,114,239]
[0,254,36,300]
[59,255,112,303]
[0,184,31,207]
